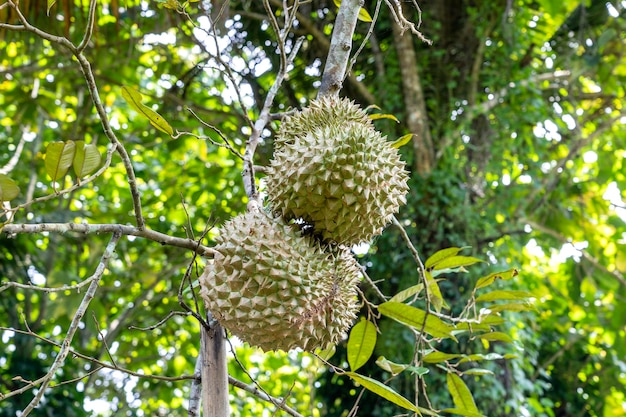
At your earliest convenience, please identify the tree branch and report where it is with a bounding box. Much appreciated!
[4,0,146,229]
[243,36,305,199]
[228,377,305,417]
[19,232,121,416]
[0,223,215,257]
[318,0,363,97]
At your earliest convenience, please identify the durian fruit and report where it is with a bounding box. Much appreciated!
[199,209,361,352]
[275,96,373,150]
[265,99,409,245]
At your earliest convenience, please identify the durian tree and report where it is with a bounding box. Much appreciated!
[2,0,624,416]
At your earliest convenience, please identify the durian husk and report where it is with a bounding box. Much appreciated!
[275,96,373,149]
[199,209,361,352]
[266,113,409,245]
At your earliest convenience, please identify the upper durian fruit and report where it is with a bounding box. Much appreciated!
[275,96,373,150]
[266,98,409,245]
[199,209,361,352]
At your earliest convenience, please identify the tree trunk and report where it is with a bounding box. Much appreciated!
[201,322,229,417]
[391,13,435,175]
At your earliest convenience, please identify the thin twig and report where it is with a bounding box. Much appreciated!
[0,133,26,175]
[384,0,431,44]
[1,143,116,219]
[4,0,146,229]
[345,0,383,83]
[227,373,305,417]
[19,232,121,416]
[243,36,305,199]
[0,327,197,388]
[358,263,387,301]
[392,216,426,273]
[76,0,97,52]
[179,108,244,160]
[225,337,304,417]
[128,311,193,331]
[0,273,98,294]
[92,313,118,368]
[262,0,287,66]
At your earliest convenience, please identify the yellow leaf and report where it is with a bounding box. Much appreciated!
[121,86,174,136]
[332,0,373,23]
[369,113,399,123]
[358,7,373,22]
[390,134,414,148]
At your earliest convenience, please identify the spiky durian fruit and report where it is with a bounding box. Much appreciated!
[199,209,361,352]
[275,96,373,150]
[265,100,410,245]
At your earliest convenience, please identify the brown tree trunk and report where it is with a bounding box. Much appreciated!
[201,322,230,417]
[391,17,435,175]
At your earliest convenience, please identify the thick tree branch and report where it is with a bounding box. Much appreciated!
[1,223,215,257]
[318,0,362,97]
[201,323,229,417]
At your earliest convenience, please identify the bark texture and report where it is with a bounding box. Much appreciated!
[391,18,435,175]
[201,322,229,417]
[318,0,363,98]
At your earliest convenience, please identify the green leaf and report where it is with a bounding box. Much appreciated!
[462,368,494,376]
[457,353,505,364]
[479,315,505,326]
[390,283,424,303]
[431,256,483,271]
[347,318,377,371]
[423,351,463,363]
[486,302,534,313]
[453,322,491,333]
[376,356,408,376]
[425,247,470,269]
[121,86,174,136]
[441,408,485,417]
[0,174,20,202]
[475,290,534,303]
[378,302,456,340]
[425,271,447,313]
[406,366,430,377]
[431,266,469,278]
[476,332,513,343]
[369,113,399,123]
[73,141,102,178]
[315,344,336,361]
[390,133,414,148]
[345,372,420,413]
[47,0,57,15]
[45,141,76,183]
[474,268,519,289]
[446,373,481,415]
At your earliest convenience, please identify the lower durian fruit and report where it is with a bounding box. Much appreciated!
[199,209,361,351]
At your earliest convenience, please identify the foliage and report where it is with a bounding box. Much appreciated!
[1,0,625,416]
